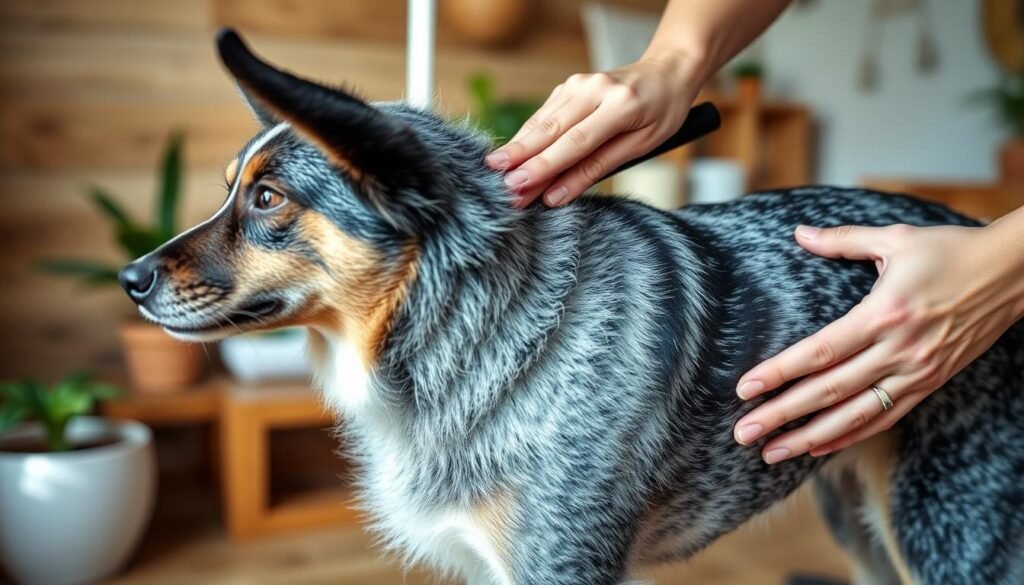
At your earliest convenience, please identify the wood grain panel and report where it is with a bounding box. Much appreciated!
[0,168,226,378]
[0,0,209,33]
[0,29,585,169]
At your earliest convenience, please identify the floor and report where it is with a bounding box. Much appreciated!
[102,481,851,585]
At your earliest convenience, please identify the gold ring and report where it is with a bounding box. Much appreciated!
[871,385,894,411]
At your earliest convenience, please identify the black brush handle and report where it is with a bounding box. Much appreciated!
[600,102,721,182]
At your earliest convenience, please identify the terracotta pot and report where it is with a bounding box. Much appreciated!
[737,77,762,103]
[443,0,531,48]
[118,321,206,394]
[999,139,1024,185]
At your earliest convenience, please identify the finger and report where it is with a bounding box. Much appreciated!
[734,344,895,445]
[510,103,632,193]
[507,84,565,144]
[758,375,912,463]
[497,96,599,181]
[795,224,891,261]
[539,130,653,207]
[510,179,554,209]
[737,300,878,400]
[809,387,928,457]
[485,85,567,169]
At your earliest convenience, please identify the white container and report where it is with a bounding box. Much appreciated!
[613,159,686,210]
[0,417,155,585]
[219,328,312,382]
[688,158,746,205]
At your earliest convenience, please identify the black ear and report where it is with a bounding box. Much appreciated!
[215,29,438,228]
[235,84,279,128]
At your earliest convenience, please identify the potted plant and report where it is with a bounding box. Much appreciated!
[467,72,541,146]
[0,374,155,585]
[731,60,765,103]
[972,69,1024,184]
[40,132,207,393]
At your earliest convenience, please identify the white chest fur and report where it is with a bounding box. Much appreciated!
[313,335,513,585]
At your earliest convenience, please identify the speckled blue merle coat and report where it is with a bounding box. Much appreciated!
[123,30,1024,585]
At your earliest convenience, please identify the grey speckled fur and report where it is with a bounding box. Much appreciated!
[335,104,1024,585]
[126,38,1024,585]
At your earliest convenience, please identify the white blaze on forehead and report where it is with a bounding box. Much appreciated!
[135,123,290,265]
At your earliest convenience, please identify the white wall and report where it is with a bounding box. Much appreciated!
[758,0,1004,185]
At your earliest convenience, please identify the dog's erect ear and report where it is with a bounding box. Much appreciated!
[235,84,279,128]
[216,29,438,229]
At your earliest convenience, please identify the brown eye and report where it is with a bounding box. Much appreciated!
[255,189,285,211]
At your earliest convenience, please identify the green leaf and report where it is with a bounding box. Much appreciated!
[0,404,29,432]
[157,131,185,241]
[88,187,135,233]
[116,227,163,259]
[468,72,494,111]
[36,260,120,283]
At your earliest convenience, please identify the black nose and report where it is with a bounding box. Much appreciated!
[119,257,158,303]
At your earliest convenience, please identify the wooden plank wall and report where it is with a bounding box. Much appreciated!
[0,0,665,379]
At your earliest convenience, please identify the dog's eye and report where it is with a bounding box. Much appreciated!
[255,189,285,211]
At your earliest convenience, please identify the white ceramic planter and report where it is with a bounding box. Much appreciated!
[0,417,155,585]
[220,328,312,382]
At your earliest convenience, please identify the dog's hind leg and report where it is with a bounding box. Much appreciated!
[816,473,902,585]
[817,434,919,585]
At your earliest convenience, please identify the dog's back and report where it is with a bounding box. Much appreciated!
[362,184,1023,584]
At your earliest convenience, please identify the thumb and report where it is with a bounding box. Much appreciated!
[794,225,883,260]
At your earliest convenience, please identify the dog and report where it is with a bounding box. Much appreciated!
[118,30,1024,585]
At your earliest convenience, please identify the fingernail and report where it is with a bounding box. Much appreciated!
[545,186,568,206]
[737,380,764,399]
[764,447,791,464]
[736,423,764,444]
[810,447,832,457]
[485,151,509,169]
[504,169,530,188]
[796,225,822,239]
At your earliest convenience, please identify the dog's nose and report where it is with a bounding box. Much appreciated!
[119,258,158,303]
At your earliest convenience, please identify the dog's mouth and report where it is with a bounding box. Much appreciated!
[160,297,285,338]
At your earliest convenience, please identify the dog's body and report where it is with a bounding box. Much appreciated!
[119,31,1024,585]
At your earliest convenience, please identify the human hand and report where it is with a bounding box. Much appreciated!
[733,222,1024,464]
[484,50,702,208]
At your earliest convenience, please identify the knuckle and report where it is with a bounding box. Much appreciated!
[566,73,587,86]
[851,407,871,429]
[539,117,562,137]
[833,224,856,239]
[565,127,589,149]
[887,223,913,239]
[813,339,837,366]
[608,83,639,103]
[581,157,606,182]
[589,72,614,86]
[822,379,845,406]
[876,296,913,329]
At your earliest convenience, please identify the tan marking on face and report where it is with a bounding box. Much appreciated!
[299,212,417,365]
[472,489,515,566]
[225,158,239,185]
[241,151,270,186]
[226,209,417,367]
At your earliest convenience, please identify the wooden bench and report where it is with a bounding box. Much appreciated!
[103,377,358,540]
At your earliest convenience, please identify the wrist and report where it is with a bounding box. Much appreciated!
[979,217,1024,320]
[639,43,711,94]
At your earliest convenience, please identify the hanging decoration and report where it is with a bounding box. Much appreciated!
[858,0,940,92]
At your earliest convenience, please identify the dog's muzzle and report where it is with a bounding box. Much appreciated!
[119,256,159,303]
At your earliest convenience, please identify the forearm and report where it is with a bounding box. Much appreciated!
[985,205,1024,320]
[642,0,792,86]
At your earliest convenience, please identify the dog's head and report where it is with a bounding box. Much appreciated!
[119,30,501,350]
